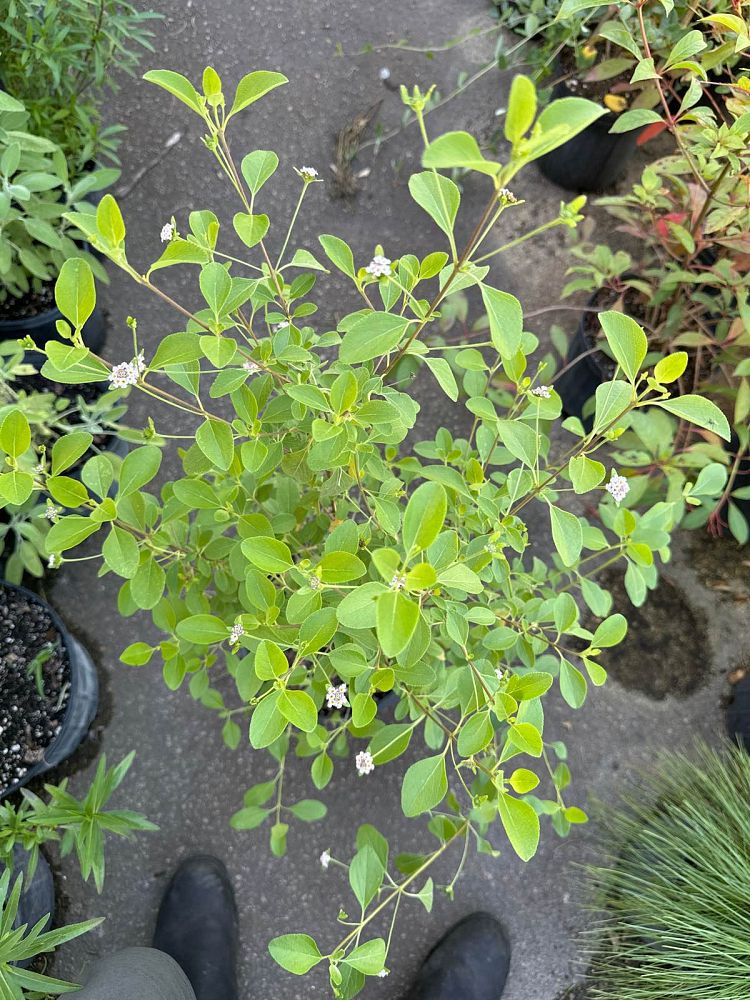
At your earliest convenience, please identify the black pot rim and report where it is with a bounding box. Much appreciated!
[0,580,98,798]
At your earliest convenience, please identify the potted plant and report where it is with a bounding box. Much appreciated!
[36,66,727,996]
[0,579,101,797]
[0,753,154,994]
[494,0,745,190]
[0,92,112,350]
[584,743,750,1000]
[0,336,129,582]
[556,76,750,541]
[0,0,160,183]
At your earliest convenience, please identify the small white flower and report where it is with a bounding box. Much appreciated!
[309,575,321,591]
[44,504,59,523]
[378,67,391,81]
[495,667,505,681]
[390,573,406,591]
[242,359,260,374]
[299,166,318,180]
[605,470,630,505]
[320,850,331,869]
[108,360,140,390]
[377,969,389,978]
[365,254,392,278]
[34,463,45,474]
[160,222,174,243]
[136,351,148,374]
[356,750,375,776]
[229,623,245,645]
[498,188,518,204]
[326,683,348,710]
[532,385,552,399]
[485,541,499,555]
[47,553,61,569]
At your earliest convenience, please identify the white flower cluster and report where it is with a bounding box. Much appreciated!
[160,222,174,243]
[309,575,321,591]
[299,166,318,180]
[229,623,245,645]
[605,470,630,505]
[498,188,518,204]
[326,683,348,710]
[320,850,331,869]
[390,573,406,591]
[532,385,552,399]
[44,504,59,523]
[365,254,391,278]
[242,359,260,374]
[355,750,374,776]
[109,353,147,390]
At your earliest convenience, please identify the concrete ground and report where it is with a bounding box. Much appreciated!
[36,1,750,998]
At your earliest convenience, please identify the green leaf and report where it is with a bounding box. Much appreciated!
[457,711,494,757]
[278,689,318,733]
[96,194,125,247]
[593,380,633,433]
[130,558,166,610]
[497,793,539,862]
[0,409,30,458]
[339,312,412,364]
[233,212,270,248]
[176,614,228,644]
[0,470,34,505]
[229,71,288,117]
[118,445,162,498]
[424,357,458,401]
[568,454,605,494]
[591,613,627,647]
[349,845,385,910]
[241,150,279,194]
[437,563,483,594]
[268,934,322,975]
[526,98,608,161]
[599,311,647,383]
[46,515,100,553]
[496,419,538,468]
[48,473,90,508]
[401,755,448,816]
[408,171,460,239]
[343,939,386,975]
[548,505,582,566]
[230,805,271,829]
[422,131,500,177]
[403,482,447,553]
[144,69,204,113]
[368,724,413,764]
[250,691,287,749]
[609,109,663,133]
[196,418,235,469]
[255,640,288,680]
[319,234,355,278]
[120,642,156,666]
[51,431,93,475]
[508,722,543,756]
[559,658,587,709]
[376,591,420,658]
[655,395,730,441]
[102,526,140,579]
[481,286,523,358]
[505,74,536,143]
[311,753,333,789]
[556,0,614,17]
[55,258,95,329]
[288,799,327,822]
[665,30,706,69]
[509,768,540,794]
[319,551,367,584]
[242,536,294,573]
[199,262,232,317]
[654,352,688,384]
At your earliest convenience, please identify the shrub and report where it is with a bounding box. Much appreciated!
[16,67,730,996]
[585,742,750,1000]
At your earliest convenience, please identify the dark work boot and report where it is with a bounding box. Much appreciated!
[404,912,511,1000]
[727,675,750,752]
[153,855,238,1000]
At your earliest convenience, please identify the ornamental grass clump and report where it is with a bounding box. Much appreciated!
[0,67,731,996]
[585,743,750,1000]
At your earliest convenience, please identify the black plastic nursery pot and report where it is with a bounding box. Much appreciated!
[1,845,55,951]
[0,581,98,799]
[538,81,643,192]
[0,300,106,354]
